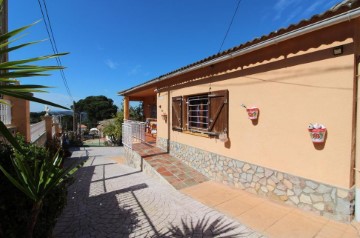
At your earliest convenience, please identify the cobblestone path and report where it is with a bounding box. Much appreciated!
[53,147,263,238]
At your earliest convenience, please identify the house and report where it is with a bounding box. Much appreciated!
[0,0,32,143]
[1,95,31,142]
[119,0,360,222]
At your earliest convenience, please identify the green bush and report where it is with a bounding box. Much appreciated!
[0,138,74,237]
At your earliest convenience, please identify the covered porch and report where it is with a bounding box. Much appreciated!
[120,87,208,190]
[122,87,158,144]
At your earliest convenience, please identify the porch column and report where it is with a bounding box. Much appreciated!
[124,96,129,120]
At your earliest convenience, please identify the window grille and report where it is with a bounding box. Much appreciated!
[187,94,209,130]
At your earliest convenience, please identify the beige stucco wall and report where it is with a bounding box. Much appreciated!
[157,92,169,137]
[4,95,31,142]
[158,41,354,189]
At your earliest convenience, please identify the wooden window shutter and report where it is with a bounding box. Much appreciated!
[172,96,183,131]
[208,90,228,134]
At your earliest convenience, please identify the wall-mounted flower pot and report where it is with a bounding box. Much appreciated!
[246,107,259,120]
[308,128,326,143]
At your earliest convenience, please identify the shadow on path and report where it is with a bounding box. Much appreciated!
[54,148,257,238]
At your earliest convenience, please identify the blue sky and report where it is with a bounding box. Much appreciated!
[9,0,342,112]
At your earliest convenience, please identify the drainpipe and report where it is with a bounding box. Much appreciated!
[167,87,171,153]
[355,56,360,221]
[354,18,360,222]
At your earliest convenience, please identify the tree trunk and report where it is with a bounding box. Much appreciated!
[26,200,42,238]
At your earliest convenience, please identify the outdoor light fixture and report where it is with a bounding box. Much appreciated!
[333,46,343,56]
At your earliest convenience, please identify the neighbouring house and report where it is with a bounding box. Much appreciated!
[1,95,31,142]
[0,0,59,146]
[119,0,360,222]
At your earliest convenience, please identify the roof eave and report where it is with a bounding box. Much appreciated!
[118,3,360,96]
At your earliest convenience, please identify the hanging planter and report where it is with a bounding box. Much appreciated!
[241,104,259,120]
[308,123,326,143]
[246,107,259,120]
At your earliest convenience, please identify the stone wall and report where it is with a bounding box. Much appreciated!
[157,137,168,152]
[158,137,354,222]
[123,146,176,190]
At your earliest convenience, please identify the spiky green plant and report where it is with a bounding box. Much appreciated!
[0,149,81,238]
[0,18,68,150]
[0,1,79,237]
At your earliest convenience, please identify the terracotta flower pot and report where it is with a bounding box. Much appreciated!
[246,107,259,120]
[308,128,326,143]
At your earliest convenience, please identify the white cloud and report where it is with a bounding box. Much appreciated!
[128,65,142,76]
[105,59,119,69]
[284,6,303,24]
[273,0,302,21]
[303,1,323,16]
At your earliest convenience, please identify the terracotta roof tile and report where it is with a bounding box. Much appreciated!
[119,0,360,95]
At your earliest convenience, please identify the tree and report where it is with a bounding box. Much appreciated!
[102,103,144,145]
[30,111,46,124]
[103,110,123,145]
[129,102,144,121]
[74,95,118,128]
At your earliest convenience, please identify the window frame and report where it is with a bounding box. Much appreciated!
[171,90,228,137]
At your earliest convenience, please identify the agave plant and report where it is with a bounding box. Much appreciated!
[0,149,81,238]
[0,1,80,237]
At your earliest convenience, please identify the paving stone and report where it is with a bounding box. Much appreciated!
[337,189,349,199]
[305,180,318,190]
[243,163,251,172]
[287,189,294,196]
[310,194,324,203]
[303,187,315,194]
[53,147,261,238]
[300,194,312,204]
[264,169,273,177]
[283,179,293,189]
[313,202,325,211]
[289,196,300,205]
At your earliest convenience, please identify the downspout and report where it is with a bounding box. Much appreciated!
[354,17,360,222]
[355,49,360,221]
[167,87,171,153]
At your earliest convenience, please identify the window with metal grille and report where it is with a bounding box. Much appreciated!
[187,94,209,131]
[172,90,228,137]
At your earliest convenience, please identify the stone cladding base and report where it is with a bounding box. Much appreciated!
[157,137,355,222]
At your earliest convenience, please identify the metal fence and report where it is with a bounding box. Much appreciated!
[122,120,145,148]
[30,120,46,143]
[0,100,11,125]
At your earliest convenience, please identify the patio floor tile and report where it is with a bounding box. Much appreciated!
[131,142,209,190]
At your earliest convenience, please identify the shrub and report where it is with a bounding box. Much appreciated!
[0,137,74,237]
